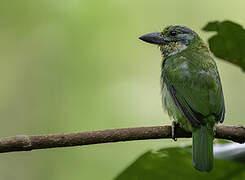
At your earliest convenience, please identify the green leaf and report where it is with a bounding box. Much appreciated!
[203,20,245,71]
[115,147,245,180]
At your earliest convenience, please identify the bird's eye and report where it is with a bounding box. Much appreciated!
[170,31,177,36]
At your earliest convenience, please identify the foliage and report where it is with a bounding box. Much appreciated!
[203,20,245,71]
[116,146,245,180]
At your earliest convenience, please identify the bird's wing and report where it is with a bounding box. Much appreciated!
[167,84,201,127]
[162,56,225,127]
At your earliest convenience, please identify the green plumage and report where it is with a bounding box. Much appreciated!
[139,25,225,172]
[192,125,213,171]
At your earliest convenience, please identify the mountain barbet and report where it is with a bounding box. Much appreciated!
[139,25,225,172]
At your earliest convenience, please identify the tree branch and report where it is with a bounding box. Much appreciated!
[0,125,244,153]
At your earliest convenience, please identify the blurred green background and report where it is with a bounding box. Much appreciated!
[0,0,245,179]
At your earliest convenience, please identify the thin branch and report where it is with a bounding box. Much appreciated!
[0,125,244,153]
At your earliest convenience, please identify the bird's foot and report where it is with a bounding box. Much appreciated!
[172,121,178,141]
[214,126,217,137]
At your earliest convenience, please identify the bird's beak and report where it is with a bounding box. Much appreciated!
[139,32,170,45]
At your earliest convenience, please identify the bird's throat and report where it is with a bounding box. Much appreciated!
[160,42,187,58]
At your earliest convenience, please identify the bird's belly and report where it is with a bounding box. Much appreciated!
[162,85,193,132]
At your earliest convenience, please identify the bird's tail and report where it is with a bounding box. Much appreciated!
[192,124,213,172]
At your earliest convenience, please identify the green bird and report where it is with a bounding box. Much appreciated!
[139,25,225,172]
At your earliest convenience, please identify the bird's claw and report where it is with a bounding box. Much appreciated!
[214,126,217,138]
[172,121,177,141]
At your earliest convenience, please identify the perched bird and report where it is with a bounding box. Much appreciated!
[139,26,225,172]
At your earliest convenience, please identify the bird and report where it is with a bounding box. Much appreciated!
[139,25,225,172]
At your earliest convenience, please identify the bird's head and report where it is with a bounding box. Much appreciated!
[139,25,200,57]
